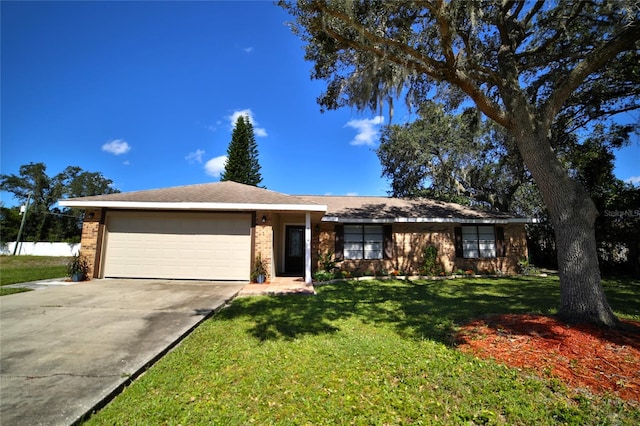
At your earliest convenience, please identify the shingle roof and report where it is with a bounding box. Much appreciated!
[60,181,529,222]
[300,195,518,222]
[62,181,321,206]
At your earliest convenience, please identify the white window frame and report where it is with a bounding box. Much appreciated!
[462,225,496,258]
[343,225,384,260]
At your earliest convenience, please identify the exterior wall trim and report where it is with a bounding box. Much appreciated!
[321,217,536,224]
[60,200,327,212]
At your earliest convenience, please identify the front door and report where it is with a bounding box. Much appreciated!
[285,225,304,274]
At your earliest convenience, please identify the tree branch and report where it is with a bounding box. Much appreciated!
[542,22,640,130]
[314,1,511,127]
[434,0,456,65]
[522,0,544,26]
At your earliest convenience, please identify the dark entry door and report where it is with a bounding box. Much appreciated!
[285,225,304,274]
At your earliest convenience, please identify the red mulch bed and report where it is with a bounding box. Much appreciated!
[456,314,640,402]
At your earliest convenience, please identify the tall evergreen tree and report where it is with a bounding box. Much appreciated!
[220,115,263,186]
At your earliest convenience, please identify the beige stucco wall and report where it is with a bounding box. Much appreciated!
[314,222,528,275]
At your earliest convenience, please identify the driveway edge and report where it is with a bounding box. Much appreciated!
[71,289,240,425]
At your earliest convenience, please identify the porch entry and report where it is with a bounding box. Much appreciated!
[285,225,304,274]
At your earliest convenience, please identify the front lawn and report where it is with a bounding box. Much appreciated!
[85,276,639,425]
[0,255,70,295]
[0,255,70,286]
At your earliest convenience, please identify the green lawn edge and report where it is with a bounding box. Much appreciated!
[0,255,70,287]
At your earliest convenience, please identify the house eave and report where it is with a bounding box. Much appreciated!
[321,216,536,224]
[59,200,328,212]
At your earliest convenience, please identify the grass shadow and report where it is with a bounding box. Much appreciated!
[217,276,639,346]
[218,294,341,341]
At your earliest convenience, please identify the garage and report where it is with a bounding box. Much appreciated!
[103,211,251,280]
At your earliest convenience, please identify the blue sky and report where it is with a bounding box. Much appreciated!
[1,1,638,207]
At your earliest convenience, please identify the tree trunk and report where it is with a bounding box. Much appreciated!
[552,193,618,326]
[514,121,619,327]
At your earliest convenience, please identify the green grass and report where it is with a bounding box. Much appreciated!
[0,286,33,296]
[0,255,70,287]
[85,276,639,425]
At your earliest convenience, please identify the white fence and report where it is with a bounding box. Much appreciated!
[1,242,81,257]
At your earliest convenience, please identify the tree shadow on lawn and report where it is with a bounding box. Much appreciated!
[217,277,565,345]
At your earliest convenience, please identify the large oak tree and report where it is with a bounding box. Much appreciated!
[280,0,640,326]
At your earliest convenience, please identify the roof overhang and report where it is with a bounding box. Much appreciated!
[59,200,328,212]
[321,217,537,224]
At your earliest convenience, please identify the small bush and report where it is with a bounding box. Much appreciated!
[518,258,540,275]
[317,251,337,272]
[338,270,351,279]
[420,245,443,276]
[313,270,334,282]
[67,255,89,281]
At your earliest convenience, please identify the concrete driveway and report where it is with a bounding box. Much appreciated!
[0,279,245,426]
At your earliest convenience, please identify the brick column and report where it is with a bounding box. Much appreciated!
[254,211,273,278]
[79,209,104,278]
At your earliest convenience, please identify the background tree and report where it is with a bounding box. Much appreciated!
[378,102,534,214]
[281,0,640,326]
[563,124,640,276]
[378,105,640,275]
[56,166,120,199]
[0,205,22,244]
[0,163,118,243]
[377,102,478,202]
[220,115,263,186]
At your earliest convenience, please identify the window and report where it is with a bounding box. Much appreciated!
[335,224,393,261]
[455,225,505,258]
[344,225,384,260]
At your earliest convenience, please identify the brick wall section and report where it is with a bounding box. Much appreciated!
[79,208,104,278]
[315,222,529,275]
[313,222,334,270]
[450,223,528,274]
[254,211,273,277]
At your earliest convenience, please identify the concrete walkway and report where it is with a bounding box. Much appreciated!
[0,279,244,426]
[5,275,316,296]
[238,276,315,296]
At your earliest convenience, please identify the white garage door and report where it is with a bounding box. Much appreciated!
[103,211,251,280]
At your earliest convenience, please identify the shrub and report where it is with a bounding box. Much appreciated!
[518,258,540,275]
[251,253,269,282]
[420,245,443,276]
[67,255,89,281]
[339,270,351,279]
[313,270,334,282]
[317,251,337,272]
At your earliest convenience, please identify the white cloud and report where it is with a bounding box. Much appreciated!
[186,149,205,164]
[122,160,130,166]
[254,127,268,137]
[627,176,640,185]
[228,109,267,137]
[102,139,131,155]
[345,116,385,146]
[204,155,227,178]
[345,192,359,196]
[243,47,254,54]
